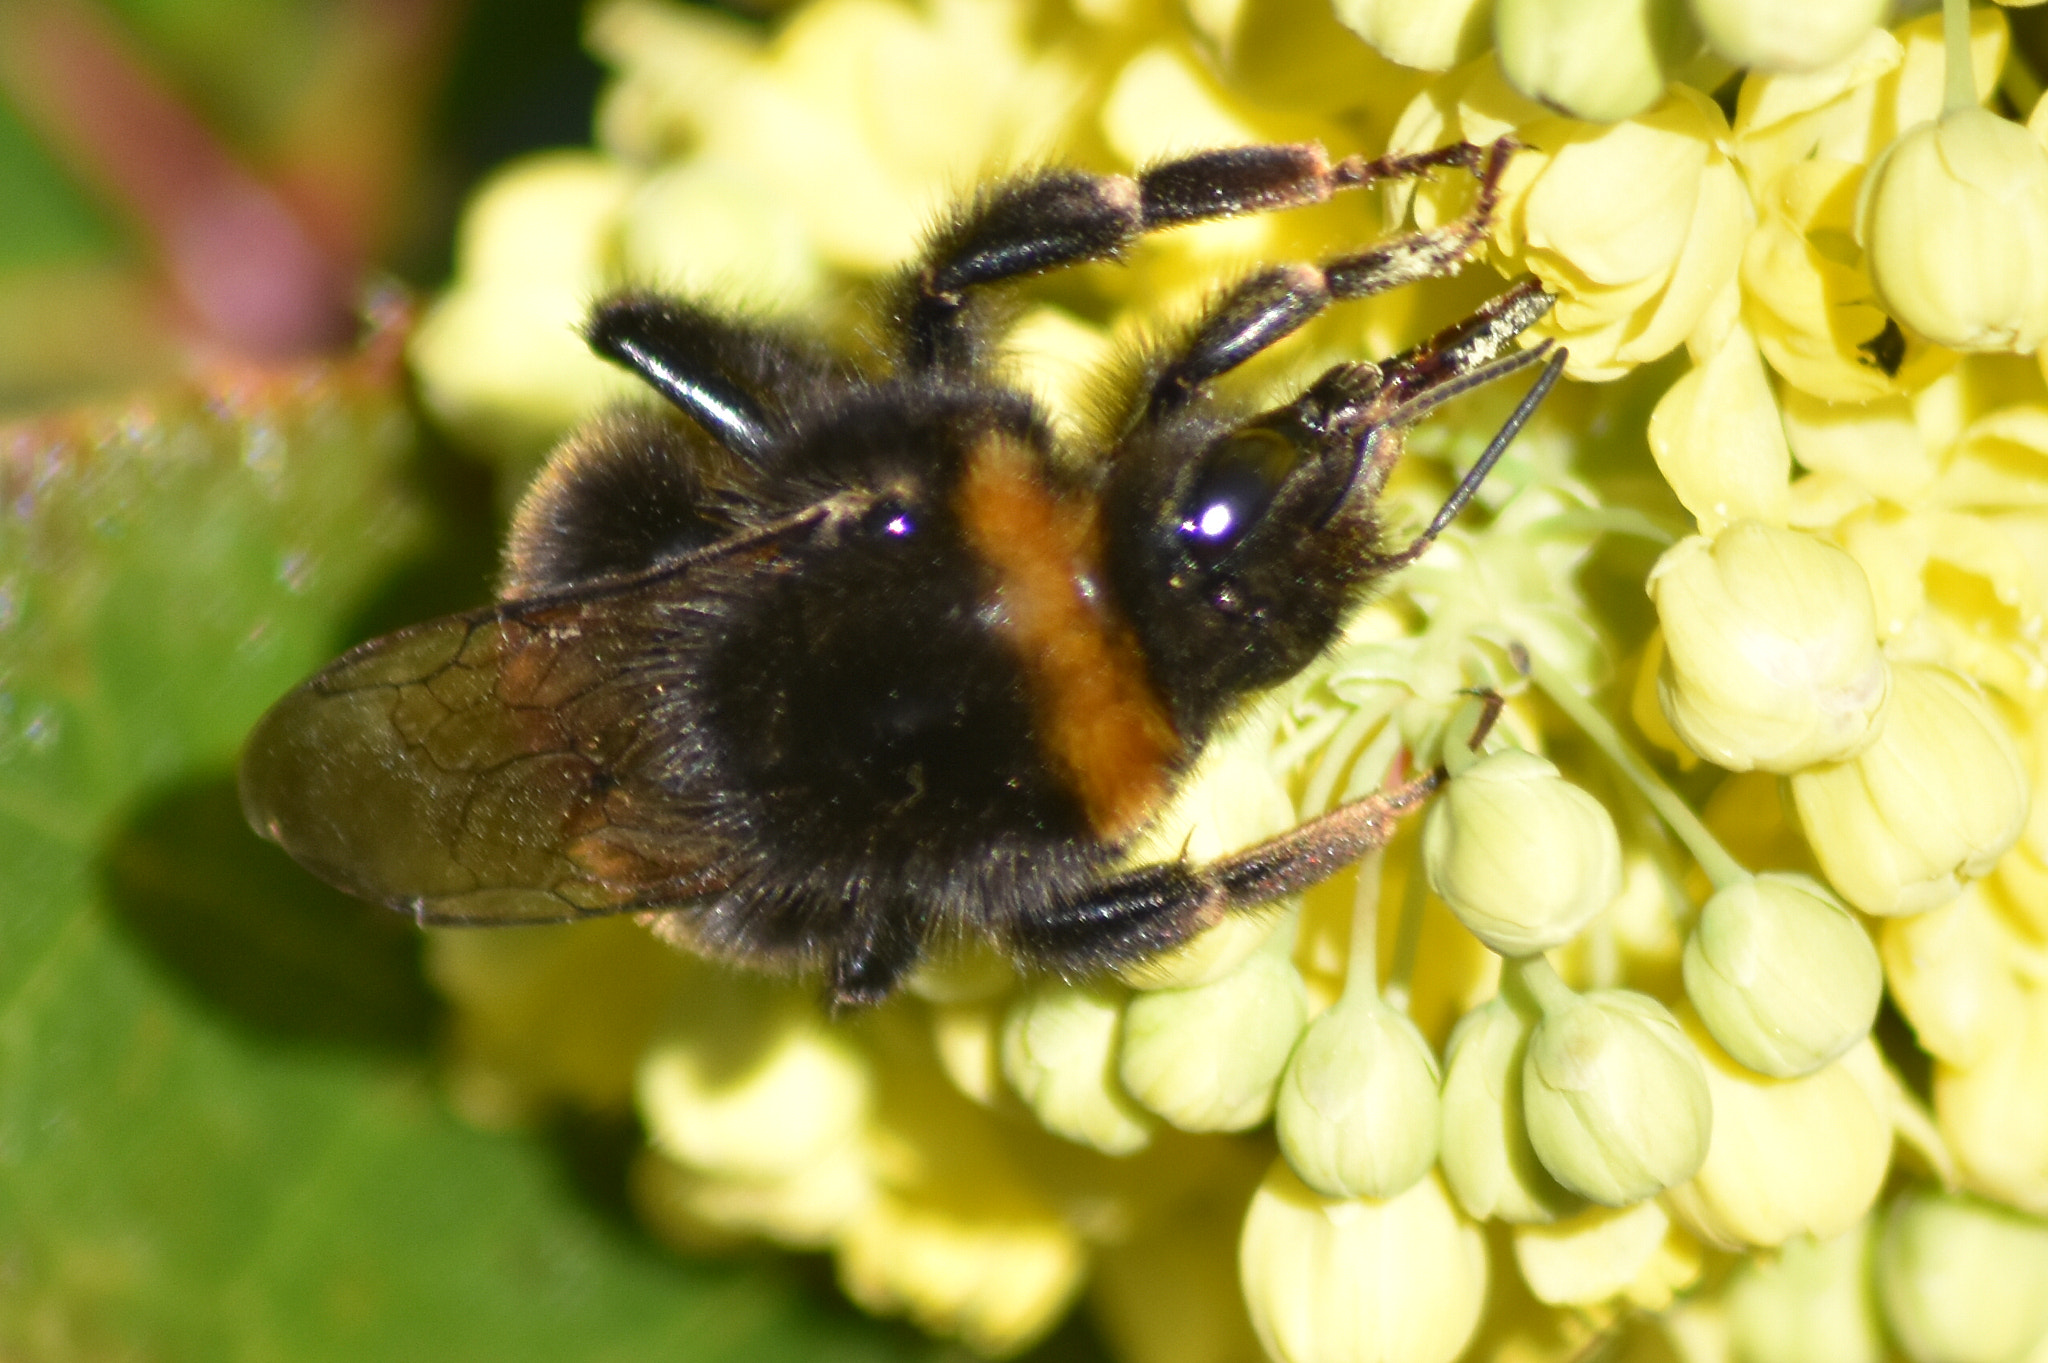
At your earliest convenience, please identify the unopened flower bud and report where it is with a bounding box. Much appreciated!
[1422,749,1622,956]
[1664,1023,1892,1251]
[1858,106,2048,354]
[1439,995,1583,1223]
[1650,523,1887,773]
[1877,1191,2048,1363]
[999,982,1153,1155]
[1119,948,1308,1133]
[1240,1161,1487,1363]
[838,1188,1086,1356]
[1880,884,2024,1067]
[1333,0,1492,71]
[1682,872,1882,1077]
[1276,993,1442,1200]
[1725,1220,1886,1363]
[638,983,870,1181]
[1522,988,1712,1206]
[1687,0,1885,73]
[1790,663,2029,917]
[1934,982,2048,1215]
[1511,1199,1692,1307]
[1494,0,1701,123]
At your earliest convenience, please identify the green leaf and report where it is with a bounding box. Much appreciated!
[0,353,947,1361]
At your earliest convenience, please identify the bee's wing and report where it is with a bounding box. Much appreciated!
[237,524,810,925]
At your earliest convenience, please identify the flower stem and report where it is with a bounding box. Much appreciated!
[1507,954,1578,1018]
[1942,0,1975,116]
[1344,849,1385,1005]
[1524,648,1749,893]
[1386,846,1430,1013]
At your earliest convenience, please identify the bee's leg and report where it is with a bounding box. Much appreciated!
[1011,772,1442,974]
[827,901,928,1012]
[1139,138,1522,420]
[905,138,1515,374]
[584,292,851,464]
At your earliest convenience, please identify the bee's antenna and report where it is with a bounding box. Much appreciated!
[1377,345,1566,570]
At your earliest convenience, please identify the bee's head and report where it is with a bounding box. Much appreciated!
[1103,336,1563,741]
[1101,380,1395,737]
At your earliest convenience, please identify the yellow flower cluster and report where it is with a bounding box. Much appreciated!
[408,0,2048,1357]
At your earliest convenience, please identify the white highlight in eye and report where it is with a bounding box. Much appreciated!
[1198,503,1235,539]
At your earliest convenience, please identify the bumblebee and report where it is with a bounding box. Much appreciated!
[240,137,1563,1008]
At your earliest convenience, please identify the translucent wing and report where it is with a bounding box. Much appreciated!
[239,502,847,925]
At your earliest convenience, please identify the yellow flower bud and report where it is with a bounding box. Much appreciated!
[410,153,640,453]
[1741,159,1954,402]
[1724,1221,1887,1363]
[1681,872,1882,1078]
[999,982,1154,1155]
[1663,1021,1892,1251]
[1790,663,2029,917]
[1119,948,1309,1133]
[1522,987,1712,1206]
[1393,72,1751,379]
[1688,0,1885,74]
[1780,384,1936,506]
[1239,1162,1487,1363]
[1276,993,1442,1200]
[838,1187,1086,1356]
[637,980,870,1181]
[1935,981,2048,1215]
[1880,883,2026,1067]
[1877,1191,2048,1363]
[1510,1199,1691,1307]
[1493,0,1700,124]
[1645,325,1791,534]
[1650,522,1887,773]
[1422,749,1623,956]
[1858,107,2048,354]
[1333,0,1492,71]
[634,1145,872,1249]
[1439,995,1583,1223]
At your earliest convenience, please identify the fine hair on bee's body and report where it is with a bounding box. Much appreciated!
[240,136,1565,1009]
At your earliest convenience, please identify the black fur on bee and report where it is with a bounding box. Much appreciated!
[240,136,1565,1009]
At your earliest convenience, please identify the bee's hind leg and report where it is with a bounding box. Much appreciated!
[1010,771,1442,976]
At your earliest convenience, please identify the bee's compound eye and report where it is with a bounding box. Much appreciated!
[1175,426,1299,567]
[862,499,918,540]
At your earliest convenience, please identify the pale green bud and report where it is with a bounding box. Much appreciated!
[1790,663,2029,917]
[1276,993,1442,1200]
[1877,1191,2048,1363]
[1725,1221,1886,1363]
[999,982,1154,1155]
[1522,989,1712,1206]
[1119,949,1308,1133]
[1333,0,1492,71]
[1650,523,1887,774]
[1858,107,2048,354]
[1687,0,1885,73]
[1682,871,1881,1078]
[1439,995,1582,1224]
[1239,1161,1487,1363]
[1494,0,1701,124]
[1664,1027,1892,1251]
[1422,749,1622,956]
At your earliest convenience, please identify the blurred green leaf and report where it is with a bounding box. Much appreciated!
[0,348,942,1361]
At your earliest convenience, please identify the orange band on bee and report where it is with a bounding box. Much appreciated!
[957,434,1182,843]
